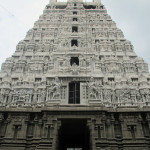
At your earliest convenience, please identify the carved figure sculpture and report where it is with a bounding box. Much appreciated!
[47,77,62,100]
[88,77,102,100]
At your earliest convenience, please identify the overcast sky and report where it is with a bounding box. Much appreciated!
[0,0,150,70]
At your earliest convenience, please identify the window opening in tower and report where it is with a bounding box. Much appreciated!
[70,57,79,66]
[73,11,77,15]
[108,78,115,82]
[73,18,77,21]
[69,82,80,104]
[71,40,78,47]
[83,5,96,9]
[72,26,78,32]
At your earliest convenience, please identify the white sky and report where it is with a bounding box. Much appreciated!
[0,0,150,70]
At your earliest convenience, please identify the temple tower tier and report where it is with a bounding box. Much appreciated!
[0,0,150,150]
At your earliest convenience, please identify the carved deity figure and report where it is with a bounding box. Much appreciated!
[121,89,130,104]
[88,77,102,100]
[115,89,121,104]
[1,89,10,104]
[130,89,137,104]
[139,89,146,103]
[44,64,48,73]
[103,89,112,104]
[47,77,62,100]
[144,89,150,103]
[37,89,46,104]
[70,63,80,75]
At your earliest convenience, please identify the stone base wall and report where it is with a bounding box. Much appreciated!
[0,107,150,150]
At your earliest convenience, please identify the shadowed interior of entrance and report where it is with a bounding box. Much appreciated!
[58,119,90,150]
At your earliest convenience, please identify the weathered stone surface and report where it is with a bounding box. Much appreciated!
[0,0,150,108]
[0,0,150,149]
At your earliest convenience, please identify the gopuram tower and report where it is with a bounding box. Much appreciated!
[0,0,150,150]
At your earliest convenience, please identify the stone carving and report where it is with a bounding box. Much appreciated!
[69,63,80,75]
[88,77,102,100]
[0,1,150,150]
[121,88,130,104]
[0,0,149,108]
[103,88,112,105]
[37,89,46,104]
[9,89,33,106]
[46,77,62,100]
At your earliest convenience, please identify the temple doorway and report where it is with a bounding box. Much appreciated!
[58,119,90,150]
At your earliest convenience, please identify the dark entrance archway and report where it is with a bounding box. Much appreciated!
[58,119,90,150]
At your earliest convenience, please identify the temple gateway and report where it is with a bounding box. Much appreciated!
[0,0,150,150]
